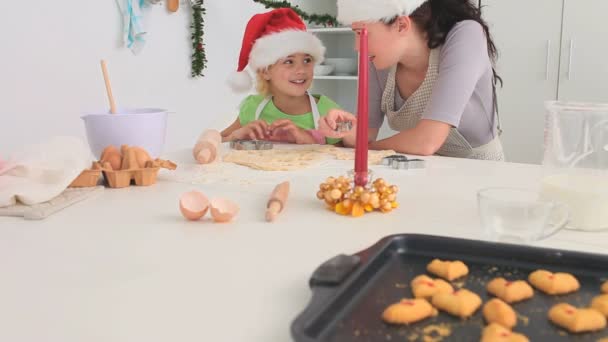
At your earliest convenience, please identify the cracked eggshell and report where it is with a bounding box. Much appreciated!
[210,198,239,222]
[179,191,210,220]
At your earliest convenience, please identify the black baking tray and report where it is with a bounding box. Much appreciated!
[291,234,608,341]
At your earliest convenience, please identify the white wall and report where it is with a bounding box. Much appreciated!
[0,1,281,155]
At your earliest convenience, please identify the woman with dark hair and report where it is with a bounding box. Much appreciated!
[319,0,505,160]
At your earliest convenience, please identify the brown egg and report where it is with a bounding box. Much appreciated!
[120,146,140,170]
[209,198,239,222]
[179,191,210,221]
[131,146,152,168]
[100,145,122,170]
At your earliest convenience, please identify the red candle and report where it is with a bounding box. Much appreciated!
[354,28,369,187]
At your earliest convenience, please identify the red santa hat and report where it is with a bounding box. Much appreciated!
[337,0,427,25]
[227,8,326,93]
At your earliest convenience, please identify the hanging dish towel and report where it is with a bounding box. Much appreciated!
[116,0,148,55]
[0,136,91,207]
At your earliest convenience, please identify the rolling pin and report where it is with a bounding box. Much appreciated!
[193,129,222,164]
[266,181,290,222]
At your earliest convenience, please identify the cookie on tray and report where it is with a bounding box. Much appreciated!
[483,298,517,329]
[528,270,579,295]
[431,288,481,318]
[481,323,529,342]
[591,294,608,317]
[382,298,438,325]
[426,259,469,281]
[487,277,534,304]
[411,275,454,299]
[548,303,607,333]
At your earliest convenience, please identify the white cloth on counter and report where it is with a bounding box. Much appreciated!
[0,136,91,207]
[0,186,104,220]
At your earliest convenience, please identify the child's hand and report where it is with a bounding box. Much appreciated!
[319,109,358,139]
[228,120,270,141]
[267,120,315,144]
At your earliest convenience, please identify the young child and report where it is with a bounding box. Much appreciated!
[221,8,341,145]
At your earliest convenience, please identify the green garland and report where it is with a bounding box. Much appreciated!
[191,0,207,77]
[252,0,339,27]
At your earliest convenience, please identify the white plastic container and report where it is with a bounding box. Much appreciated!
[81,108,168,158]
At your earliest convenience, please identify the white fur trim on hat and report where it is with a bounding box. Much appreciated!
[227,69,253,93]
[248,30,326,71]
[337,0,427,25]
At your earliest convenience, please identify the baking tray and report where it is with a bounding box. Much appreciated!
[291,234,608,341]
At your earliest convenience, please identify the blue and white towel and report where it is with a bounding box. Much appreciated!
[116,0,148,54]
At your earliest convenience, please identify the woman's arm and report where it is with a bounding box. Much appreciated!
[369,119,451,155]
[341,127,379,147]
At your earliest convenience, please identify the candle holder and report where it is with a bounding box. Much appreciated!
[314,28,399,217]
[316,171,399,217]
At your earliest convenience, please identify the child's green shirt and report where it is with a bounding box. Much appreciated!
[238,94,341,145]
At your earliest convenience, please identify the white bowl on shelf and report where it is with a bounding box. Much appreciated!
[324,58,357,76]
[314,64,335,76]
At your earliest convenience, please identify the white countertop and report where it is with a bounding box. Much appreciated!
[1,146,607,342]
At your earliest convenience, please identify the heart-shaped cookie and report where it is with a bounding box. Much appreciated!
[426,259,469,281]
[481,323,529,342]
[411,275,454,299]
[483,298,517,329]
[548,303,607,333]
[528,270,579,295]
[487,277,534,303]
[431,288,482,318]
[591,294,608,317]
[382,298,438,324]
[602,280,608,294]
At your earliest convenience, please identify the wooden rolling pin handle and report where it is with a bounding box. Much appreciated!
[193,130,221,164]
[265,201,282,222]
[265,181,290,222]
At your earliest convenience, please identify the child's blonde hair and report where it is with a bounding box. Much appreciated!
[255,70,270,97]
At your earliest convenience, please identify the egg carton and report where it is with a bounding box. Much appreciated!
[69,154,176,189]
[69,162,104,188]
[104,159,176,188]
[102,163,161,188]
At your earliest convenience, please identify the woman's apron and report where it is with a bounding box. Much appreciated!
[380,49,505,161]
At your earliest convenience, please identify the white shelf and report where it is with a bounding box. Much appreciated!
[308,27,353,34]
[314,75,358,80]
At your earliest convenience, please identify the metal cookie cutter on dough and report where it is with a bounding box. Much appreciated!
[229,140,274,151]
[335,121,353,133]
[381,155,426,169]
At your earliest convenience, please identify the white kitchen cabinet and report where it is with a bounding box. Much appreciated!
[308,27,359,115]
[482,0,564,164]
[483,0,608,164]
[558,0,608,102]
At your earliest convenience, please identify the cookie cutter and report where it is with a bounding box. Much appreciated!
[381,155,426,170]
[382,155,407,166]
[335,121,353,133]
[229,140,274,151]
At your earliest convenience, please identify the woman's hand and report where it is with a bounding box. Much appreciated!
[319,109,358,139]
[227,120,270,141]
[267,119,315,144]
